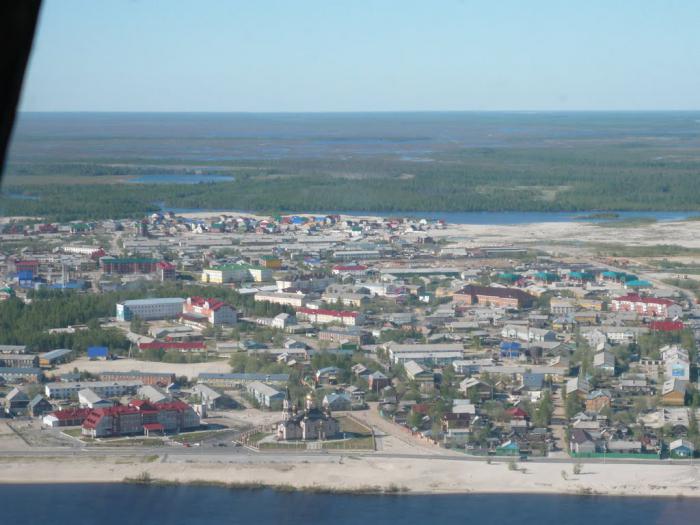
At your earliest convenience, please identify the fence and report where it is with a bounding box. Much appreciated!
[569,451,659,460]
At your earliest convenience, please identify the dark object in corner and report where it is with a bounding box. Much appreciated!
[0,1,42,181]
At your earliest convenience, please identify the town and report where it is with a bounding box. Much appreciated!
[1,209,700,471]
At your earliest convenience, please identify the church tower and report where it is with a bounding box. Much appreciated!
[282,388,292,421]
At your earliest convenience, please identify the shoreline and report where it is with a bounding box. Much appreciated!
[1,454,700,498]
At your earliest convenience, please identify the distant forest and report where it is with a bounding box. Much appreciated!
[4,143,700,221]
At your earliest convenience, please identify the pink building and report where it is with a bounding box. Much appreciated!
[182,296,237,326]
[611,294,679,318]
[296,307,363,326]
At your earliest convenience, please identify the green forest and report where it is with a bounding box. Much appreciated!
[0,283,294,352]
[5,143,700,220]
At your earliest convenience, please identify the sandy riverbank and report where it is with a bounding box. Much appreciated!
[1,454,699,497]
[176,210,700,249]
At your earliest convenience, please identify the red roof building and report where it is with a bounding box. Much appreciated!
[611,294,679,318]
[296,307,363,326]
[649,320,685,332]
[43,408,92,427]
[182,296,237,326]
[138,341,206,352]
[81,400,200,437]
[506,407,529,420]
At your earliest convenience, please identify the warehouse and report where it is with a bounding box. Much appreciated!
[39,348,74,368]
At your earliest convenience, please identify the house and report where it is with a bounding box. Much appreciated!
[28,395,53,417]
[662,379,687,406]
[316,367,342,385]
[585,390,612,413]
[566,377,590,398]
[344,385,366,407]
[593,350,616,374]
[570,428,597,454]
[670,438,695,458]
[322,392,352,411]
[460,377,492,400]
[367,371,390,392]
[4,387,30,416]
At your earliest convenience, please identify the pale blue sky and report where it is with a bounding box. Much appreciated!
[19,0,700,112]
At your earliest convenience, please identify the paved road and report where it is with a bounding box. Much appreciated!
[1,445,696,467]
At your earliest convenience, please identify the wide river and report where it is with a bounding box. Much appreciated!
[2,484,699,524]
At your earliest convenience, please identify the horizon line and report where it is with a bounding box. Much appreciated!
[16,109,700,115]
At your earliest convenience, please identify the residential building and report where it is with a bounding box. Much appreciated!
[45,380,142,400]
[610,294,681,318]
[296,307,363,326]
[0,353,38,368]
[254,291,307,308]
[454,285,535,309]
[99,371,176,387]
[0,367,42,383]
[182,296,237,326]
[101,257,160,274]
[4,387,30,416]
[246,381,285,409]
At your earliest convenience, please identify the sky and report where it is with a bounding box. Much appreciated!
[18,0,700,112]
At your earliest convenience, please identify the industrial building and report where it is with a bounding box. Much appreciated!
[39,348,74,368]
[116,297,185,321]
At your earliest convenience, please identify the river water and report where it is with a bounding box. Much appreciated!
[1,484,698,525]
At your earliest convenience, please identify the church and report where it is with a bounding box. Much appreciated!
[277,390,340,441]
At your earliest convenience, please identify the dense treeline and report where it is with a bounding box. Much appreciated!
[0,283,293,352]
[5,144,700,220]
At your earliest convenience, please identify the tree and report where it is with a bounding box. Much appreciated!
[565,393,584,419]
[533,390,554,427]
[129,315,146,335]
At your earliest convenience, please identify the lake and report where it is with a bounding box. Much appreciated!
[1,484,698,525]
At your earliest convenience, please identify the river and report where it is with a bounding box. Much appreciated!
[1,484,698,525]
